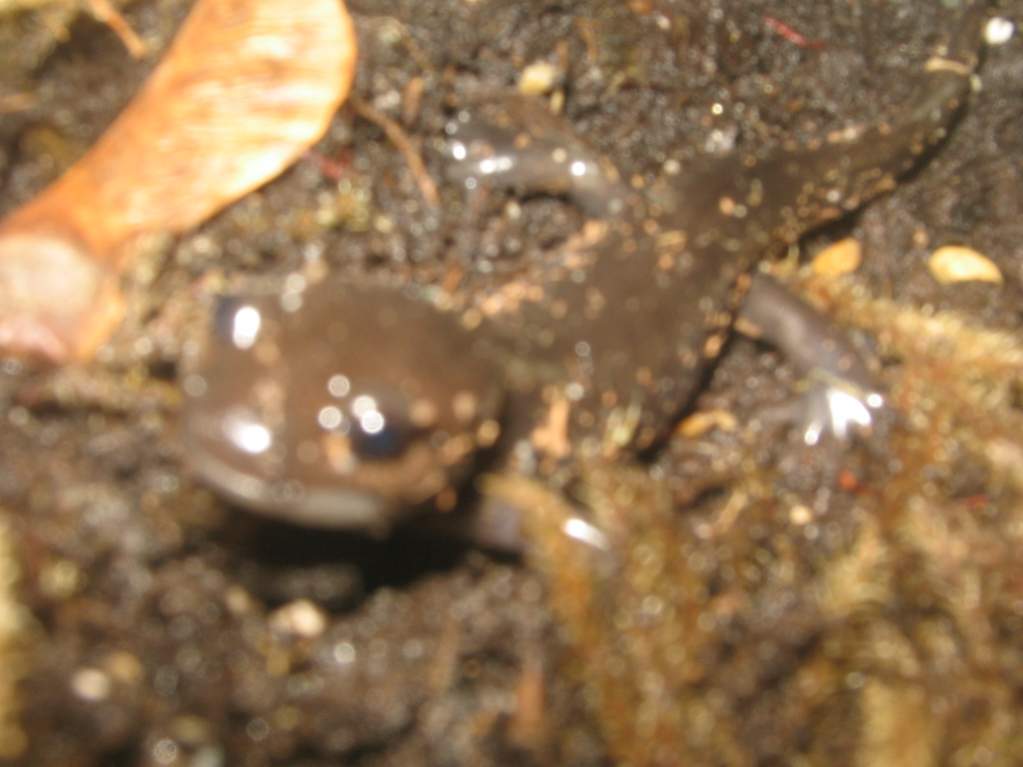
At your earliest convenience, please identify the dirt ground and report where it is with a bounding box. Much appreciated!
[0,0,1021,765]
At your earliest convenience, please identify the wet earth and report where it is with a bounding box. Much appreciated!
[0,0,1021,765]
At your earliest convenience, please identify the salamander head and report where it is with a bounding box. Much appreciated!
[182,280,504,534]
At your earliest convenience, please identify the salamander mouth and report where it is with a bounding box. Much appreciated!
[183,425,395,535]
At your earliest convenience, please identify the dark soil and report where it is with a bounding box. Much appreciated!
[0,0,1021,765]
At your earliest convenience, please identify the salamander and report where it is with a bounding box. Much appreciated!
[180,3,985,540]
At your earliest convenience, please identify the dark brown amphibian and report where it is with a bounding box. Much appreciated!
[181,3,986,540]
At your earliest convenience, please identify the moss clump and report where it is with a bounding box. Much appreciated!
[489,269,1023,765]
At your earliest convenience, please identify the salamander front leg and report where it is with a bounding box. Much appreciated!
[444,97,631,218]
[737,272,886,446]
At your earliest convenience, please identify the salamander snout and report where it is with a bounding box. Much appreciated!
[182,280,504,535]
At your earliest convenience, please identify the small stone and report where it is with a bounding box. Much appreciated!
[224,586,255,615]
[38,559,81,600]
[518,61,560,95]
[928,245,1002,285]
[269,599,327,639]
[678,409,738,438]
[71,668,112,702]
[104,651,143,684]
[984,17,1014,46]
[811,238,862,277]
[789,505,814,526]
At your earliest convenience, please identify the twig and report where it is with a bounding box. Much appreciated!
[87,0,147,58]
[350,93,439,208]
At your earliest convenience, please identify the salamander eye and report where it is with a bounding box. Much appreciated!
[326,391,415,462]
[350,412,408,460]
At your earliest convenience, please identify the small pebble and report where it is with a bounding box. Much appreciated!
[811,238,862,278]
[71,668,112,702]
[678,409,738,438]
[789,505,814,526]
[928,245,1002,284]
[518,61,560,95]
[105,651,143,684]
[38,559,81,599]
[224,586,255,615]
[269,599,327,639]
[984,17,1014,46]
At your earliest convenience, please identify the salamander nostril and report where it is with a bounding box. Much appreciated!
[212,296,246,345]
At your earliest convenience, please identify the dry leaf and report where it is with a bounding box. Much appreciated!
[0,0,357,362]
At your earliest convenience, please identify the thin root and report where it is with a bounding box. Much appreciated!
[87,0,147,58]
[350,93,439,207]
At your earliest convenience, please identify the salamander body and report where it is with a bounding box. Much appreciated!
[181,4,984,537]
